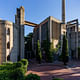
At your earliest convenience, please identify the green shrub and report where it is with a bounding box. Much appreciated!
[20,59,28,73]
[20,59,28,66]
[9,68,25,80]
[15,62,23,68]
[25,73,40,80]
[0,70,10,80]
[62,35,69,65]
[2,61,13,65]
[0,64,15,70]
[42,40,53,63]
[0,62,23,71]
[0,68,25,80]
[36,40,42,64]
[0,59,28,80]
[53,78,64,80]
[0,59,28,71]
[78,47,80,59]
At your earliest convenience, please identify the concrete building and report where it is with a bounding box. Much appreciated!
[0,0,80,64]
[32,0,66,56]
[0,6,24,64]
[67,20,79,59]
[32,0,80,60]
[0,0,67,64]
[0,20,13,63]
[33,16,62,50]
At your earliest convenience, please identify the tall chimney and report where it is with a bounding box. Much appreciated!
[62,0,65,23]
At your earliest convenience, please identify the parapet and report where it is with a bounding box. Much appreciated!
[0,20,13,25]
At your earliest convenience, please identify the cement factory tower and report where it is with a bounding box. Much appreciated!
[62,0,65,23]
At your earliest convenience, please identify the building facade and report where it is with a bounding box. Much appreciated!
[33,16,63,55]
[0,0,80,64]
[67,20,79,59]
[33,17,80,60]
[0,6,24,64]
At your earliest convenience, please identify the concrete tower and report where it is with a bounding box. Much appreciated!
[60,0,66,55]
[62,0,65,23]
[15,6,25,60]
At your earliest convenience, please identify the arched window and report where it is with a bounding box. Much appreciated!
[7,55,10,61]
[7,28,10,35]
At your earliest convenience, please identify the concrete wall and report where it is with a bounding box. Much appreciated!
[0,20,21,63]
[0,20,13,64]
[50,16,62,48]
[10,24,19,62]
[33,16,62,50]
[0,6,25,64]
[67,25,78,59]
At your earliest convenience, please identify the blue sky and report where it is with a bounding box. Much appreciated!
[0,0,80,36]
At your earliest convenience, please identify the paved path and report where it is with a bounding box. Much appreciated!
[26,60,80,80]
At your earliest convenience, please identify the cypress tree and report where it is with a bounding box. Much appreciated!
[36,40,42,64]
[62,35,69,65]
[42,40,53,63]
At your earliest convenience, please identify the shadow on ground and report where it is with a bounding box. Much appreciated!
[26,60,80,80]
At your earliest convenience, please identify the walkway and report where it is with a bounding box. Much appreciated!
[26,60,80,80]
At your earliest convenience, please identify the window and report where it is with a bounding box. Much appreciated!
[63,31,65,34]
[7,42,10,49]
[7,55,10,61]
[7,28,10,35]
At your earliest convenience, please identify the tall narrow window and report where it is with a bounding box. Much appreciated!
[7,55,10,61]
[7,28,10,35]
[7,42,10,49]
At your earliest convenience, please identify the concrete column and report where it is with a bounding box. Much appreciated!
[62,0,65,23]
[76,22,78,59]
[49,17,52,42]
[20,6,25,59]
[15,6,25,60]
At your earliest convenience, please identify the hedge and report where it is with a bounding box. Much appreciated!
[0,62,23,71]
[0,68,25,80]
[0,59,28,80]
[20,59,28,72]
[25,73,40,80]
[2,61,13,65]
